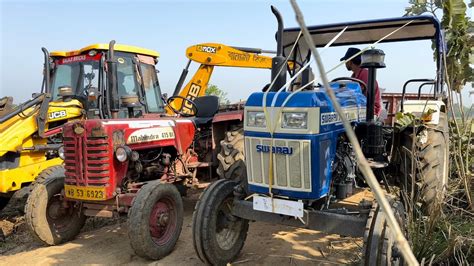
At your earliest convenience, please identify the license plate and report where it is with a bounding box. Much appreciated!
[253,195,304,218]
[64,185,106,201]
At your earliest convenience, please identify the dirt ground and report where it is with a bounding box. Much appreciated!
[0,189,366,265]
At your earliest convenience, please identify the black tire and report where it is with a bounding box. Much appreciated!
[0,196,10,211]
[363,200,405,266]
[25,165,86,245]
[128,181,183,260]
[192,179,249,265]
[216,128,246,182]
[399,113,449,213]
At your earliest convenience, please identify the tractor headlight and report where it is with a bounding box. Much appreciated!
[247,111,266,127]
[115,146,130,162]
[282,112,307,129]
[58,146,65,160]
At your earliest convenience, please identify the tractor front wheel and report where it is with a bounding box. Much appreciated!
[25,166,86,245]
[192,179,249,265]
[128,181,183,260]
[363,200,405,266]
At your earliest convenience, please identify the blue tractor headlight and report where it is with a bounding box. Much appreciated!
[247,111,266,127]
[282,112,307,129]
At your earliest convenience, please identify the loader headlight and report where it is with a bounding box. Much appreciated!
[115,146,131,162]
[58,146,65,160]
[247,111,266,127]
[282,112,307,129]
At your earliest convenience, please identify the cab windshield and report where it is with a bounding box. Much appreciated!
[116,53,164,113]
[51,54,101,101]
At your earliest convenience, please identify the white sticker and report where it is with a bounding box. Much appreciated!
[320,107,359,125]
[127,127,175,144]
[102,120,175,128]
[253,195,304,218]
[48,110,67,120]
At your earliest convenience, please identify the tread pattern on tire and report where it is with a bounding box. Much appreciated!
[192,179,249,266]
[363,200,405,266]
[400,113,449,212]
[216,128,246,181]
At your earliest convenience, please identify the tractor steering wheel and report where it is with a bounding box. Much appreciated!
[331,77,367,93]
[166,96,198,117]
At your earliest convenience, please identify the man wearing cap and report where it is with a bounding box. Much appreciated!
[340,47,382,116]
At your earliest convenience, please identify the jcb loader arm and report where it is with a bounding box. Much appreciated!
[0,94,83,157]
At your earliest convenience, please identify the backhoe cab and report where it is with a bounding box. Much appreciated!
[0,42,162,210]
[49,42,163,119]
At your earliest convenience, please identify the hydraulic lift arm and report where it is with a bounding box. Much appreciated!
[166,43,277,115]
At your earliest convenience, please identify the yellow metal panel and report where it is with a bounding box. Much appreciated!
[0,158,63,193]
[186,43,273,69]
[0,99,83,156]
[51,43,159,58]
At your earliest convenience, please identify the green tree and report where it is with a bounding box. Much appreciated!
[405,0,473,92]
[205,84,230,105]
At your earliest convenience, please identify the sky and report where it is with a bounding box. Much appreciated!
[1,0,472,105]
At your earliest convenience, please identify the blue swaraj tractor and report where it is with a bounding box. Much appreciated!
[192,7,448,266]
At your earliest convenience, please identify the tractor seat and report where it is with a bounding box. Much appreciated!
[192,95,220,126]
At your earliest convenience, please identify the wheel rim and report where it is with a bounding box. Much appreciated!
[149,196,177,246]
[46,193,76,231]
[215,197,242,250]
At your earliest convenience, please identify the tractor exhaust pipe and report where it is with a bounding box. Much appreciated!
[41,47,51,93]
[173,59,191,96]
[107,40,119,118]
[269,5,287,92]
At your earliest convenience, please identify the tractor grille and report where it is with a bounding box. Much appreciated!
[63,134,110,186]
[245,137,311,192]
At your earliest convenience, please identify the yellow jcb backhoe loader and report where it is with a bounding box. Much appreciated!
[0,41,162,210]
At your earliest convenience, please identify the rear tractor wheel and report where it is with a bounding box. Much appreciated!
[217,127,246,182]
[399,113,449,214]
[25,166,86,245]
[192,179,249,265]
[128,181,183,260]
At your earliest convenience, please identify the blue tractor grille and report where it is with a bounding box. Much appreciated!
[245,136,312,192]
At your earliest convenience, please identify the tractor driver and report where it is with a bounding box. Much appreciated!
[340,47,382,117]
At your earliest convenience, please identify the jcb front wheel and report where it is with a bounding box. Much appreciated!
[128,181,183,260]
[192,179,249,265]
[25,166,86,245]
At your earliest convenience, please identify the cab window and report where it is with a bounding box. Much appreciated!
[140,63,164,113]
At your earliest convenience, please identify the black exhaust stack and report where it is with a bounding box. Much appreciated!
[173,59,191,96]
[269,6,287,92]
[107,40,119,118]
[41,47,51,93]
